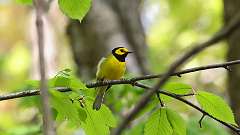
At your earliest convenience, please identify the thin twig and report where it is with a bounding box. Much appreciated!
[155,92,164,107]
[113,12,240,135]
[177,93,195,97]
[33,0,54,134]
[199,114,206,128]
[86,59,240,88]
[0,87,72,101]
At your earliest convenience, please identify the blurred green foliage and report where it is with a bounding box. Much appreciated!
[15,0,32,5]
[147,0,224,73]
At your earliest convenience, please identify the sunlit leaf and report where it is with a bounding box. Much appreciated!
[196,91,237,126]
[54,76,71,87]
[24,80,40,89]
[70,76,86,91]
[50,90,83,126]
[166,108,186,135]
[124,122,144,135]
[162,82,192,102]
[81,100,116,135]
[58,0,92,21]
[50,69,86,92]
[144,108,186,135]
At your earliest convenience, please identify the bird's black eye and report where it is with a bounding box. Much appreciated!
[120,49,124,52]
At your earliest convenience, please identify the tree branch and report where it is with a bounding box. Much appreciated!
[0,59,238,101]
[113,11,240,135]
[0,84,238,134]
[0,60,239,102]
[134,82,240,134]
[0,87,71,101]
[86,59,240,88]
[33,0,55,134]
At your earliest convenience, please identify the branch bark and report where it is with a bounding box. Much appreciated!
[0,84,239,134]
[113,11,240,135]
[134,82,240,134]
[33,0,55,134]
[0,60,240,101]
[86,59,240,88]
[0,87,71,101]
[1,60,240,134]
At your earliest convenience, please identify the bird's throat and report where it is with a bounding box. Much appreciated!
[113,53,127,62]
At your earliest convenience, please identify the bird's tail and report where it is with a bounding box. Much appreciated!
[93,86,107,110]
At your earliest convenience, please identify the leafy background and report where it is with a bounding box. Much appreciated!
[0,0,234,135]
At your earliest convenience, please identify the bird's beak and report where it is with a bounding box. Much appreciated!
[127,51,133,54]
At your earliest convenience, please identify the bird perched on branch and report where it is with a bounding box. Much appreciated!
[93,47,132,110]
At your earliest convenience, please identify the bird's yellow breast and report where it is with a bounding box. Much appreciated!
[96,54,126,80]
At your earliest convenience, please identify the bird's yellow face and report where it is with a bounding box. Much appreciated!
[112,47,132,62]
[115,47,130,55]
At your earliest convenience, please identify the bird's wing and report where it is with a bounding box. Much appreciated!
[93,57,108,110]
[96,57,107,80]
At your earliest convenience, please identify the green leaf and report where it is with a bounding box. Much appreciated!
[19,96,41,108]
[196,91,237,126]
[24,80,40,89]
[144,108,173,135]
[144,108,186,135]
[162,82,192,102]
[51,69,86,92]
[54,76,71,87]
[16,0,32,5]
[78,107,87,122]
[50,90,84,126]
[166,108,186,135]
[55,68,72,78]
[41,69,73,88]
[48,75,71,88]
[58,0,92,21]
[100,104,117,127]
[81,100,116,135]
[70,76,86,91]
[124,122,144,135]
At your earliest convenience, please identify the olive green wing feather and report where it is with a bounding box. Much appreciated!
[93,57,107,110]
[96,57,106,80]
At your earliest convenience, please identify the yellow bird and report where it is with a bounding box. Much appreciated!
[93,47,132,110]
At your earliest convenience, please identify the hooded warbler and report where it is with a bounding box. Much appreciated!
[93,47,132,110]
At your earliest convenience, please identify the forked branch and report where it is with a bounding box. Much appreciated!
[113,12,240,135]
